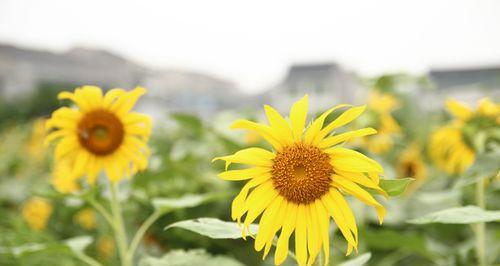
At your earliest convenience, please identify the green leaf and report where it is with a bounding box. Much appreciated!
[365,229,432,257]
[165,218,258,239]
[64,236,93,254]
[379,178,414,196]
[152,194,212,213]
[338,253,371,266]
[139,249,244,266]
[9,243,47,257]
[454,151,500,188]
[408,206,500,224]
[2,236,93,258]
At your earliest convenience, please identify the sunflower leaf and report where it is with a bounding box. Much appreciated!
[407,206,500,224]
[64,236,93,254]
[454,151,500,188]
[338,253,371,266]
[139,249,244,266]
[379,178,414,196]
[165,218,258,239]
[152,193,219,213]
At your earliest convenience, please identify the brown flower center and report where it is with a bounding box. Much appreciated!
[271,143,333,204]
[404,162,417,177]
[77,110,124,156]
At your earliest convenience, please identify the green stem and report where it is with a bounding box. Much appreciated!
[87,197,115,231]
[73,251,104,266]
[475,179,486,266]
[127,210,164,262]
[109,183,131,266]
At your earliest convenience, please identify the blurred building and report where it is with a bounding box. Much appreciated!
[139,70,260,120]
[422,66,500,110]
[0,44,144,98]
[269,63,361,113]
[0,43,257,119]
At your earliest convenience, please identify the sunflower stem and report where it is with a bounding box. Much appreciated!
[475,178,486,266]
[127,209,164,263]
[109,182,131,266]
[87,197,116,231]
[72,250,103,266]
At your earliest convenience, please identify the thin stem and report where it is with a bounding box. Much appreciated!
[109,183,131,266]
[87,197,116,231]
[127,210,164,262]
[72,251,104,266]
[475,179,486,266]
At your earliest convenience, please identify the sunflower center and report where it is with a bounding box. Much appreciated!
[77,110,124,156]
[404,162,417,177]
[271,143,333,204]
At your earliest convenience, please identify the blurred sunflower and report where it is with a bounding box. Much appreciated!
[357,91,401,154]
[96,235,115,261]
[26,118,47,162]
[22,197,53,231]
[45,86,152,183]
[74,208,97,230]
[397,143,426,180]
[429,98,499,174]
[214,95,387,266]
[397,143,427,191]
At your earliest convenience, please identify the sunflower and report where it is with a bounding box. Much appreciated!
[356,91,400,154]
[22,197,53,231]
[429,98,499,174]
[45,86,152,183]
[397,143,427,191]
[214,95,387,266]
[74,208,97,230]
[26,118,47,162]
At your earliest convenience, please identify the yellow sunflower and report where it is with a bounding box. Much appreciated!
[356,91,401,154]
[429,98,499,174]
[45,86,152,183]
[214,95,387,266]
[397,143,427,192]
[26,118,47,162]
[22,197,53,231]
[74,208,97,230]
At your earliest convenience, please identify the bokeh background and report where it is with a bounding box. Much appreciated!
[0,1,499,265]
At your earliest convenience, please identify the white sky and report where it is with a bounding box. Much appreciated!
[1,0,500,93]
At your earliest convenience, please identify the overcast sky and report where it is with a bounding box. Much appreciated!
[1,0,500,93]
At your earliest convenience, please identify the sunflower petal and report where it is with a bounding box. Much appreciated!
[231,119,283,150]
[313,105,366,145]
[218,167,270,181]
[213,148,274,169]
[332,177,386,224]
[290,95,309,141]
[264,105,293,144]
[318,128,377,149]
[295,204,308,266]
[304,104,351,144]
[446,99,473,120]
[275,203,298,265]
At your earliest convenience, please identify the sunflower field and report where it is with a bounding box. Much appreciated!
[0,76,499,266]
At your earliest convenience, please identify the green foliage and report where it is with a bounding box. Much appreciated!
[408,206,500,224]
[379,178,414,196]
[0,74,499,265]
[139,249,244,266]
[337,253,371,266]
[166,218,258,239]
